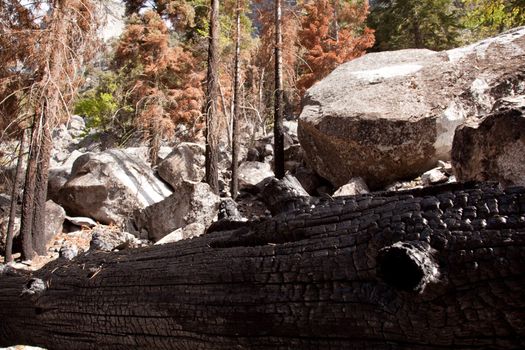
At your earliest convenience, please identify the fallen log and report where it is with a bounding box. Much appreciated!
[1,182,524,349]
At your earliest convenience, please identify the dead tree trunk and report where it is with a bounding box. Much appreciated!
[231,0,242,199]
[31,111,52,255]
[0,183,524,349]
[204,0,220,194]
[19,115,42,260]
[273,0,285,179]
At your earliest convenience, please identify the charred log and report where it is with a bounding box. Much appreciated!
[0,182,524,349]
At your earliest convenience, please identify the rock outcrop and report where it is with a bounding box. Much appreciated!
[299,27,525,189]
[57,149,172,225]
[452,106,525,186]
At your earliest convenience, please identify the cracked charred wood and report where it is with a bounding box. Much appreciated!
[0,182,524,349]
[260,175,314,214]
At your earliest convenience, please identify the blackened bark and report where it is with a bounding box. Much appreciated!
[0,183,524,349]
[31,114,52,255]
[19,116,42,260]
[231,0,242,200]
[273,0,285,179]
[4,130,27,262]
[205,0,220,194]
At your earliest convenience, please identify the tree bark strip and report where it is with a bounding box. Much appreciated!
[19,115,42,260]
[31,112,52,255]
[1,183,524,349]
[273,0,285,179]
[205,0,220,194]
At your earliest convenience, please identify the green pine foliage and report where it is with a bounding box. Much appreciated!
[369,0,462,51]
[462,0,525,41]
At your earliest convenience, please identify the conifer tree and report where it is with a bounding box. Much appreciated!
[0,0,100,259]
[298,0,375,93]
[462,0,525,40]
[369,0,461,50]
[114,10,204,163]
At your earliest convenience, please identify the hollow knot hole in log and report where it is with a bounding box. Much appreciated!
[21,278,47,297]
[377,241,440,293]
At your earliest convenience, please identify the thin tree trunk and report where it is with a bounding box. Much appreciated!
[217,81,232,147]
[205,0,220,194]
[31,111,52,256]
[4,129,27,262]
[19,115,42,260]
[332,0,339,42]
[274,0,285,179]
[231,0,242,199]
[412,13,424,48]
[258,67,266,136]
[0,183,524,349]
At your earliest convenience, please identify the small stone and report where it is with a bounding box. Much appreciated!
[59,245,79,260]
[421,168,448,186]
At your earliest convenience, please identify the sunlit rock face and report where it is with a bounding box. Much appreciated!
[57,149,172,226]
[299,27,525,190]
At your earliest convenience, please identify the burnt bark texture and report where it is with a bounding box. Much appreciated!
[19,115,42,260]
[31,114,52,255]
[204,0,220,194]
[0,182,524,349]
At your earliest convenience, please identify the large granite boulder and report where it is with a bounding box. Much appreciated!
[157,142,205,189]
[57,149,172,225]
[452,105,525,186]
[299,27,525,189]
[133,181,220,242]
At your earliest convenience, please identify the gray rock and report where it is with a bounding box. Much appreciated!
[68,115,86,133]
[157,142,205,189]
[238,161,274,191]
[44,200,66,243]
[299,27,525,189]
[59,244,79,260]
[134,181,220,242]
[65,216,97,228]
[48,150,85,202]
[90,226,140,252]
[154,223,206,245]
[57,149,172,225]
[452,107,525,187]
[333,177,370,197]
[421,168,449,186]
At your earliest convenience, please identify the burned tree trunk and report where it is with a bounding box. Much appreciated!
[0,183,524,349]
